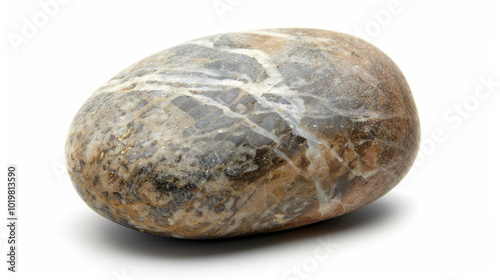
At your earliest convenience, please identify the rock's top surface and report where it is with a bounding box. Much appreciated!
[66,28,420,239]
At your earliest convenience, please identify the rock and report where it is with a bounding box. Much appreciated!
[65,28,420,239]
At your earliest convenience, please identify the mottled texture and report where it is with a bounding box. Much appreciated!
[66,28,420,239]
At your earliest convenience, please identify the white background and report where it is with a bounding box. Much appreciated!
[1,0,500,279]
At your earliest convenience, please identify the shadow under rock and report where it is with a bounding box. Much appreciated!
[83,197,401,258]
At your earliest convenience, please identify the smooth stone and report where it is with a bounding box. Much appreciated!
[66,28,420,239]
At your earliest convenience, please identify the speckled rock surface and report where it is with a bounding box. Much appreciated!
[66,28,420,239]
